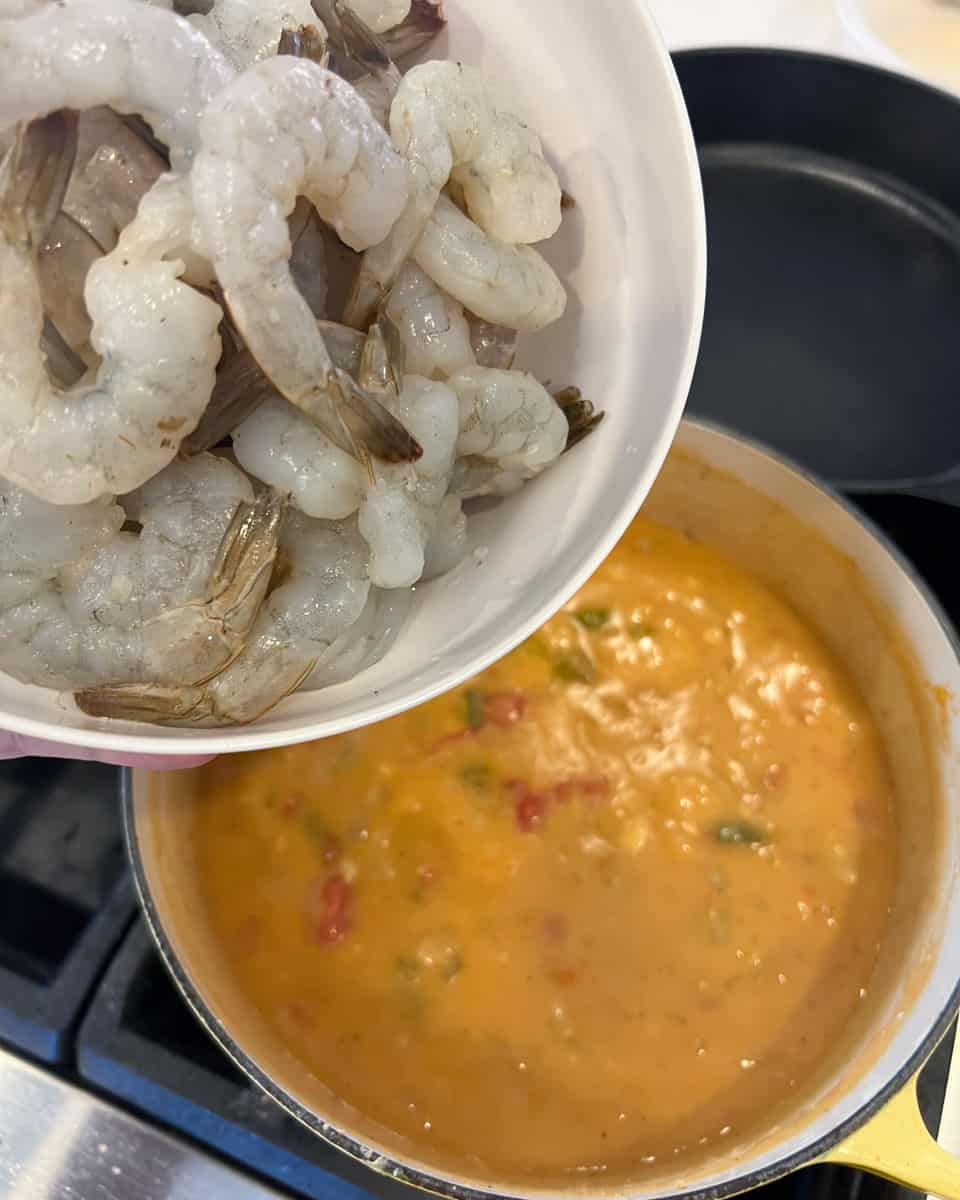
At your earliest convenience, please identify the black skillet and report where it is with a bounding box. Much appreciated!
[673,49,960,504]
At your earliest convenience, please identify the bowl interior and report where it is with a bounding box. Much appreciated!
[131,422,960,1198]
[0,0,705,755]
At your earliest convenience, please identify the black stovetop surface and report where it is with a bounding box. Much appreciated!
[0,490,955,1200]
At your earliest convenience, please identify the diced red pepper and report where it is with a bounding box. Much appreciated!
[484,691,527,727]
[506,773,611,831]
[505,780,547,831]
[516,793,546,831]
[306,873,354,944]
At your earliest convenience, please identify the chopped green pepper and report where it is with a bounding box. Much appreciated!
[552,650,596,684]
[575,607,611,631]
[713,819,769,846]
[461,762,493,791]
[463,689,486,729]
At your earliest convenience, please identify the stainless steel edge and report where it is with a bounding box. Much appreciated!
[0,1043,284,1200]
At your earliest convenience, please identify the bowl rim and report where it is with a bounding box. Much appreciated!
[123,417,960,1199]
[0,0,707,757]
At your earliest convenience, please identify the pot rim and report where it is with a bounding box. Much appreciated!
[123,417,960,1200]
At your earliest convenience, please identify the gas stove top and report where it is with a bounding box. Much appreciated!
[0,487,957,1200]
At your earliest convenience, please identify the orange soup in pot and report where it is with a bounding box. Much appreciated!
[194,516,897,1177]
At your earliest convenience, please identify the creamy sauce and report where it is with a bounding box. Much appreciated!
[194,517,898,1177]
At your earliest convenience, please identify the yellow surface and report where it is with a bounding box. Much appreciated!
[193,517,898,1178]
[827,1074,960,1200]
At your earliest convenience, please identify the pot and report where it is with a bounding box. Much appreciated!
[126,420,960,1199]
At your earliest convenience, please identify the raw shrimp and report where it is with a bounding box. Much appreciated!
[358,372,459,587]
[233,396,368,520]
[346,61,562,325]
[345,0,411,35]
[447,366,568,497]
[0,117,222,503]
[77,511,393,725]
[1,455,283,691]
[384,261,475,379]
[413,194,566,332]
[189,0,321,70]
[233,321,459,585]
[190,55,421,465]
[0,0,235,169]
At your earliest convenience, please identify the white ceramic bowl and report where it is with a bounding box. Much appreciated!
[1,0,706,756]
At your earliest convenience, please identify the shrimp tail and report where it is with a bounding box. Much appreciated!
[278,23,329,64]
[0,110,78,249]
[205,488,287,637]
[554,386,605,451]
[137,488,287,684]
[310,0,399,83]
[359,311,406,397]
[381,0,445,62]
[42,317,87,387]
[75,655,317,726]
[185,321,369,455]
[300,369,423,464]
[183,350,279,454]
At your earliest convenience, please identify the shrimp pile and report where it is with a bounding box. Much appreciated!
[0,0,602,726]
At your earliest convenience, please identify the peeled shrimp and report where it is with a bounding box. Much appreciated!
[0,0,235,169]
[191,55,421,465]
[189,0,321,70]
[233,395,368,521]
[346,61,562,325]
[0,113,222,504]
[413,194,566,332]
[384,261,475,380]
[77,511,389,726]
[447,366,568,498]
[359,373,459,587]
[1,455,282,691]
